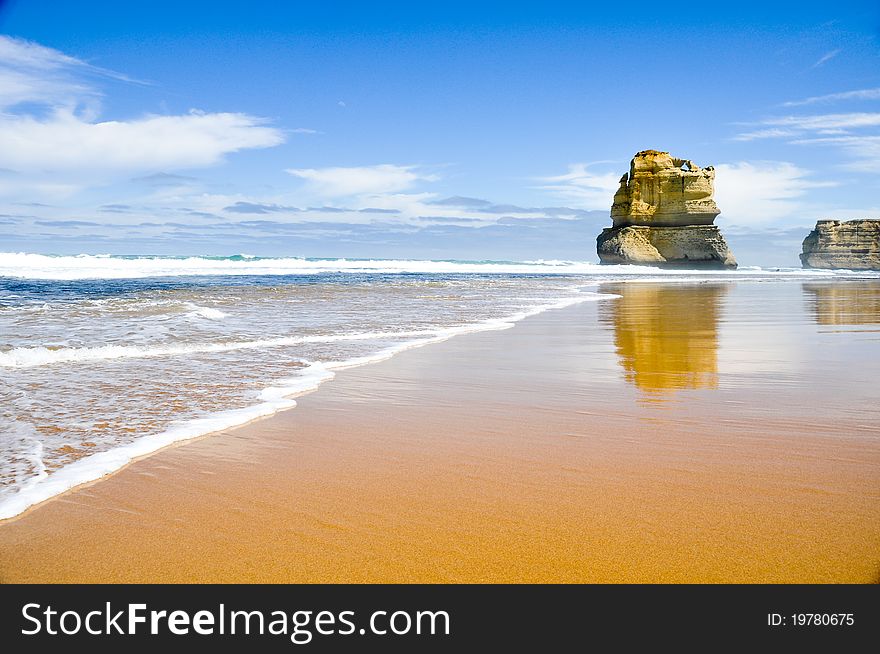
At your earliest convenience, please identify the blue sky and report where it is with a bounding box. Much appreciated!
[0,1,878,265]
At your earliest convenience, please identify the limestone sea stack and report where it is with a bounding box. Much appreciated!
[597,150,737,269]
[800,220,880,270]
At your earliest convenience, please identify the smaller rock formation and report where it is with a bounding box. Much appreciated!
[800,220,880,270]
[597,150,737,269]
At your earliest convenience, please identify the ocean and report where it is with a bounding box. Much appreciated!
[1,253,878,520]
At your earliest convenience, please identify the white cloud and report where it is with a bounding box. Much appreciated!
[0,36,284,193]
[818,206,880,220]
[783,87,880,107]
[286,164,437,197]
[734,110,880,171]
[771,113,880,131]
[0,110,283,174]
[734,112,880,150]
[812,48,841,68]
[714,162,835,226]
[736,113,880,140]
[0,65,90,112]
[0,35,141,80]
[534,163,621,209]
[789,135,880,172]
[0,43,92,111]
[733,128,799,142]
[0,36,82,70]
[0,179,83,201]
[0,35,143,112]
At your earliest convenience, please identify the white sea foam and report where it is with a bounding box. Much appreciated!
[0,291,609,520]
[0,363,331,521]
[0,329,445,368]
[2,252,878,280]
[183,303,229,320]
[20,440,48,492]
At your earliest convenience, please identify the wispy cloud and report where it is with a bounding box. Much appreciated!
[714,161,835,226]
[97,204,133,213]
[428,196,493,208]
[0,111,284,174]
[733,109,880,171]
[35,219,102,228]
[812,48,841,68]
[735,112,880,141]
[223,201,302,214]
[0,35,148,113]
[789,135,880,172]
[286,164,438,197]
[534,163,621,209]
[734,127,800,141]
[0,36,284,197]
[131,172,199,187]
[0,35,146,84]
[772,113,880,131]
[783,87,880,107]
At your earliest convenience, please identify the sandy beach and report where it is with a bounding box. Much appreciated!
[1,281,879,583]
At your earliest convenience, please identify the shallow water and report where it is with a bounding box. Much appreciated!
[597,280,880,420]
[1,253,878,519]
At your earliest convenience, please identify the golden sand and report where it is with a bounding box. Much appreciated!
[1,286,878,583]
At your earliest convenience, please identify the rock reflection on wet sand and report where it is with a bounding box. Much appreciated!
[600,283,726,399]
[803,282,880,327]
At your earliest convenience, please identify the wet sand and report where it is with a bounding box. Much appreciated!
[1,282,879,583]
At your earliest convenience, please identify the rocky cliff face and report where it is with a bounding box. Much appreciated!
[597,224,737,268]
[611,150,719,227]
[598,150,736,269]
[800,220,880,270]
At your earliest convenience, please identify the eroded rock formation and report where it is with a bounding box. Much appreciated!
[598,150,736,268]
[597,225,736,268]
[800,220,880,271]
[610,150,720,227]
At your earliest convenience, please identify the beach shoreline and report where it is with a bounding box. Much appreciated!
[0,291,609,522]
[1,292,878,583]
